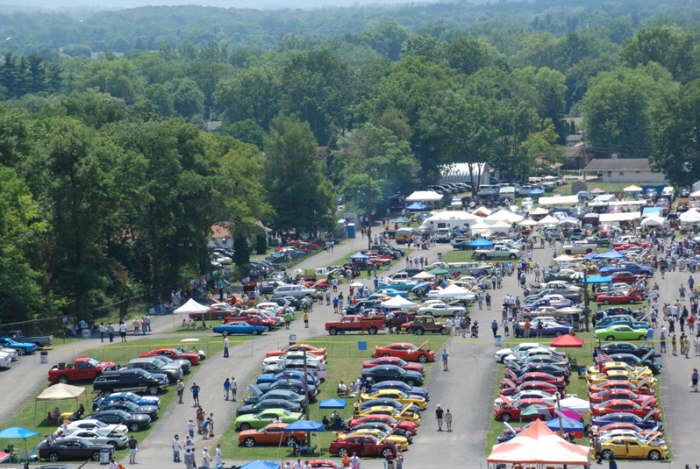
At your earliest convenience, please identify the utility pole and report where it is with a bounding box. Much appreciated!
[583,267,590,332]
[302,350,310,420]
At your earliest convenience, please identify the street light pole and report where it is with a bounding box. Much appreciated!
[303,350,310,420]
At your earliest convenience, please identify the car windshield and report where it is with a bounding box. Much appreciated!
[87,358,101,366]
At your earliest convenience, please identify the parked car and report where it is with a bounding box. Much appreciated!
[362,357,424,374]
[87,409,151,432]
[127,357,181,383]
[57,419,127,438]
[235,398,304,416]
[238,423,307,447]
[328,434,396,458]
[139,348,200,365]
[373,343,435,363]
[92,368,167,395]
[0,337,37,355]
[597,435,669,460]
[369,381,430,401]
[417,303,466,317]
[400,316,450,335]
[272,285,316,298]
[234,409,303,431]
[48,357,116,384]
[97,399,159,420]
[360,365,423,386]
[473,246,521,260]
[595,325,649,341]
[6,330,53,347]
[38,438,113,462]
[92,392,160,411]
[212,321,267,336]
[59,429,128,449]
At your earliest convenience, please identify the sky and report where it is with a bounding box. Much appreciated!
[0,0,447,10]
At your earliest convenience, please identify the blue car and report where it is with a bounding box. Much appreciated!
[370,380,430,401]
[0,337,37,355]
[212,321,266,336]
[93,392,160,411]
[256,371,319,387]
[599,263,654,276]
[595,319,650,330]
[592,412,662,430]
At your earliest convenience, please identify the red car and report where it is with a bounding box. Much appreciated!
[588,380,654,395]
[499,380,560,397]
[307,460,341,469]
[494,397,554,422]
[595,290,644,304]
[613,241,650,251]
[347,414,417,435]
[48,357,116,383]
[373,343,435,363]
[265,344,327,359]
[589,389,657,406]
[139,348,200,365]
[362,356,424,374]
[609,271,648,284]
[329,434,396,458]
[223,313,275,329]
[503,370,566,389]
[590,399,660,419]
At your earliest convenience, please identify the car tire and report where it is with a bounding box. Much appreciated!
[415,328,424,336]
[130,423,140,432]
[479,254,487,260]
[239,423,251,431]
[418,355,427,363]
[243,437,256,447]
[601,450,613,460]
[338,448,348,457]
[108,441,118,449]
[381,448,394,458]
[606,336,615,341]
[92,452,101,461]
[509,254,516,259]
[648,450,661,460]
[368,327,377,335]
[49,453,59,462]
[329,328,337,336]
[58,375,68,384]
[148,386,159,395]
[16,349,24,356]
[501,413,512,422]
[639,336,646,341]
[225,331,231,337]
[255,329,263,335]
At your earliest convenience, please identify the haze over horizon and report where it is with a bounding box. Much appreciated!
[0,0,454,11]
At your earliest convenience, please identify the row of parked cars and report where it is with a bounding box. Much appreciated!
[37,347,205,462]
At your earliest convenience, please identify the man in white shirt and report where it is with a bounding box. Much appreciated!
[172,434,181,463]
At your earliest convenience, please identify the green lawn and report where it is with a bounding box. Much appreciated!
[0,336,233,462]
[484,331,666,455]
[441,250,513,264]
[554,182,636,196]
[220,333,449,460]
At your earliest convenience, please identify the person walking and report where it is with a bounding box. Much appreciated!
[223,336,229,358]
[672,335,678,356]
[215,444,223,468]
[127,435,138,464]
[284,309,293,328]
[692,368,700,392]
[444,409,453,432]
[491,319,498,338]
[224,378,231,401]
[303,311,309,328]
[172,434,181,463]
[98,323,105,342]
[208,412,215,438]
[187,419,195,438]
[107,324,114,343]
[435,404,444,431]
[177,379,185,404]
[442,349,449,371]
[184,436,195,469]
[119,322,127,343]
[231,376,238,401]
[201,447,211,469]
[191,382,201,407]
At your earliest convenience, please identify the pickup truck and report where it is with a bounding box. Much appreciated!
[473,246,521,260]
[401,316,449,335]
[562,240,597,254]
[48,357,116,383]
[325,315,385,335]
[7,330,53,347]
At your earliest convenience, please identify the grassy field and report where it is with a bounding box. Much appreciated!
[220,333,450,460]
[553,182,635,196]
[441,250,514,264]
[0,336,235,462]
[483,331,665,455]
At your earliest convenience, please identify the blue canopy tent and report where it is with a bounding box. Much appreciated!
[406,202,428,211]
[642,206,663,217]
[349,252,369,262]
[546,416,584,433]
[585,276,613,284]
[240,461,280,469]
[529,188,545,195]
[594,249,624,260]
[283,420,325,454]
[469,238,493,248]
[319,398,346,409]
[0,427,40,462]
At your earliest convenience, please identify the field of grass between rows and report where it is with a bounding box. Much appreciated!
[220,333,450,460]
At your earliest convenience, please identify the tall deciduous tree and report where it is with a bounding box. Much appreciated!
[621,26,695,82]
[264,116,334,234]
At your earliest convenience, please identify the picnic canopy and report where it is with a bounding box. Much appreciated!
[551,334,584,348]
[553,254,576,262]
[381,295,417,309]
[412,271,435,280]
[518,218,538,227]
[538,215,559,226]
[559,396,590,411]
[431,284,475,300]
[174,298,210,314]
[0,427,40,462]
[529,207,549,216]
[469,238,493,248]
[349,252,369,260]
[428,267,449,276]
[405,190,442,202]
[680,208,700,225]
[641,215,666,228]
[486,419,590,466]
[34,383,87,420]
[546,416,584,433]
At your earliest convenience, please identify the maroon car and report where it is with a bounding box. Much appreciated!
[362,356,424,374]
[329,435,396,458]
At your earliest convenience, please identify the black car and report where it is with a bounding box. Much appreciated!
[606,352,662,375]
[451,239,471,250]
[98,399,159,420]
[93,368,166,395]
[515,363,570,378]
[359,398,421,415]
[270,296,301,308]
[88,409,151,432]
[597,341,654,358]
[243,388,306,406]
[235,398,303,416]
[361,365,423,386]
[256,379,318,397]
[38,439,113,462]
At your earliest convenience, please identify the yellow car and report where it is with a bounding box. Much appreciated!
[586,362,653,380]
[598,435,669,460]
[587,369,656,387]
[337,430,409,451]
[355,406,421,426]
[360,389,427,410]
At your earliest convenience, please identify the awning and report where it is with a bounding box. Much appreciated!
[623,185,643,192]
[380,295,418,309]
[174,298,210,314]
[36,383,85,400]
[406,202,428,211]
[538,195,579,206]
[551,334,584,348]
[599,212,641,223]
[406,191,443,202]
[469,238,493,248]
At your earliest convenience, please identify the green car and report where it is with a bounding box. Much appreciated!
[234,408,303,431]
[595,324,649,341]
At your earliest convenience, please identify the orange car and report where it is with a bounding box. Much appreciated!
[238,423,307,447]
[265,344,327,359]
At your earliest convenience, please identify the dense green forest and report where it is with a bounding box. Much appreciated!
[3,0,700,323]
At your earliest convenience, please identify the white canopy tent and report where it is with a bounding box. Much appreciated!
[427,284,476,300]
[680,209,700,225]
[553,254,577,262]
[538,215,560,226]
[641,215,666,228]
[518,218,538,227]
[486,209,524,224]
[538,195,579,206]
[599,212,641,223]
[529,207,549,216]
[381,295,418,309]
[623,185,643,192]
[473,206,492,216]
[559,396,590,411]
[405,191,443,202]
[412,271,435,280]
[174,298,210,314]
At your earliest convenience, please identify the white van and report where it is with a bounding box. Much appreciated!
[436,228,452,242]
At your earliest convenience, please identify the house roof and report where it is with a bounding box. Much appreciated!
[584,158,653,171]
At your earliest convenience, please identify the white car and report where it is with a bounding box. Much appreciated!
[61,429,129,448]
[58,419,128,437]
[417,302,466,317]
[256,302,281,314]
[495,343,554,363]
[0,351,12,369]
[495,390,557,406]
[263,358,326,374]
[261,353,325,369]
[1,347,18,360]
